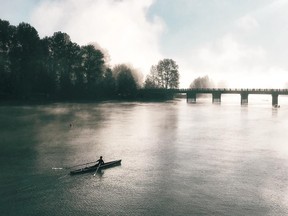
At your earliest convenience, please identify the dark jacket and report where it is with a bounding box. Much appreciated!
[97,158,104,165]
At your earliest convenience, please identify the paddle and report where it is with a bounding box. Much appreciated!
[93,163,101,176]
[52,161,97,169]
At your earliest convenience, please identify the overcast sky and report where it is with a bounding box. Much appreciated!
[1,0,288,88]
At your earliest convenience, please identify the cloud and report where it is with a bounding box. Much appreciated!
[29,0,164,75]
[236,15,259,31]
[198,35,266,69]
[178,35,268,88]
[21,0,288,88]
[176,0,288,88]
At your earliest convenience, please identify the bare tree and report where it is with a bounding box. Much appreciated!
[190,75,214,88]
[145,59,179,89]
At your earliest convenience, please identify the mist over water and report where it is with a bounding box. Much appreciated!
[1,96,288,215]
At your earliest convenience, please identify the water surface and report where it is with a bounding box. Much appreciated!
[1,97,288,215]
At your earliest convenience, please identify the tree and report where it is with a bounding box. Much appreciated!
[101,68,116,97]
[9,22,41,98]
[46,32,82,98]
[144,65,160,88]
[145,58,179,89]
[80,45,105,96]
[113,64,138,97]
[0,18,142,100]
[0,19,15,97]
[189,75,214,88]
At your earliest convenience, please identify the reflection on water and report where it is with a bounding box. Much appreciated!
[1,98,288,215]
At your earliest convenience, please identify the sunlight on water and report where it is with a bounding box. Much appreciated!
[1,98,288,215]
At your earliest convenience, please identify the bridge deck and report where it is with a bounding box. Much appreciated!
[176,88,288,95]
[139,88,288,105]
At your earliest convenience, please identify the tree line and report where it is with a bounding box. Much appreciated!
[1,18,218,101]
[0,19,150,100]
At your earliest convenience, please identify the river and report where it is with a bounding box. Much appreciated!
[1,96,288,215]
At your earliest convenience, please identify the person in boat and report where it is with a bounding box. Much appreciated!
[95,156,104,167]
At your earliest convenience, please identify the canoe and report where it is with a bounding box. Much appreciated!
[70,160,121,175]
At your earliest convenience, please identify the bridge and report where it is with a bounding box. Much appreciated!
[139,88,288,106]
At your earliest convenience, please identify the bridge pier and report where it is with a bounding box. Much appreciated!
[272,93,278,106]
[241,93,249,105]
[212,92,221,103]
[137,88,288,105]
[187,92,196,103]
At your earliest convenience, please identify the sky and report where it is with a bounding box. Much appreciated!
[1,0,288,88]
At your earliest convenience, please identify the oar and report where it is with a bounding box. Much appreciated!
[66,161,97,169]
[93,163,101,176]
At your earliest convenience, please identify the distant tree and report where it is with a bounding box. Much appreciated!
[66,42,82,97]
[47,32,70,97]
[45,32,83,98]
[0,18,141,100]
[144,65,161,88]
[190,75,214,88]
[145,58,179,89]
[38,36,58,97]
[100,68,115,97]
[9,22,42,98]
[80,45,105,97]
[0,19,15,96]
[113,64,138,97]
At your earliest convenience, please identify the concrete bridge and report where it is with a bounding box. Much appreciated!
[140,88,288,106]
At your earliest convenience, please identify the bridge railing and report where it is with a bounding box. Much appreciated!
[179,88,288,92]
[140,88,288,94]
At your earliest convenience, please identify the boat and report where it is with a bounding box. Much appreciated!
[69,159,121,175]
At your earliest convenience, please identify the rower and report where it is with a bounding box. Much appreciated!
[95,156,104,166]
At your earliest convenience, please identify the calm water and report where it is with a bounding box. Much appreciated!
[1,96,288,215]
